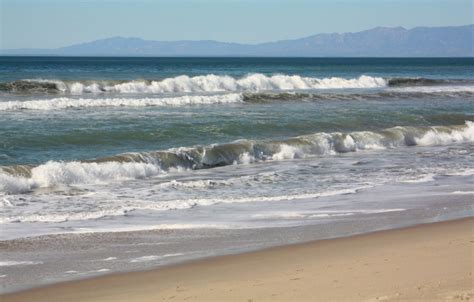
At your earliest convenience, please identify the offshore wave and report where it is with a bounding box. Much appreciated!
[2,88,474,111]
[1,76,472,95]
[0,94,243,110]
[386,77,473,87]
[0,74,388,94]
[1,121,473,194]
[242,88,474,103]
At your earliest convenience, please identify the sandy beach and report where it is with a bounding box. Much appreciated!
[1,5,473,302]
[2,218,472,302]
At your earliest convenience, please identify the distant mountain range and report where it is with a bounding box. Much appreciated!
[2,25,473,57]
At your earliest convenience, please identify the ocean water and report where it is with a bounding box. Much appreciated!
[0,57,473,291]
[0,57,473,238]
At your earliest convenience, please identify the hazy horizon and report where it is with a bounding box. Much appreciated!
[2,24,471,57]
[1,0,472,49]
[4,24,473,50]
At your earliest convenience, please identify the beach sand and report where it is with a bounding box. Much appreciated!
[2,218,473,301]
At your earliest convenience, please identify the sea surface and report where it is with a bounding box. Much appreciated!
[0,57,473,292]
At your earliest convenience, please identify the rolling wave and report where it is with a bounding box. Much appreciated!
[0,94,243,110]
[386,77,473,87]
[0,74,387,94]
[1,87,472,111]
[1,121,472,194]
[1,76,472,96]
[242,88,474,103]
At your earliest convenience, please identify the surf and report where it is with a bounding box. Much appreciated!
[1,121,472,194]
[0,74,388,94]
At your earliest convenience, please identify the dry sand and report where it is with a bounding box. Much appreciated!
[2,218,473,301]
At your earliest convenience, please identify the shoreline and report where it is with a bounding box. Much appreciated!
[2,217,472,301]
[1,175,473,294]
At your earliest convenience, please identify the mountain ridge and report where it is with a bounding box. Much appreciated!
[2,25,473,57]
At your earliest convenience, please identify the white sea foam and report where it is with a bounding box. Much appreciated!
[23,74,387,95]
[0,208,130,223]
[157,172,280,190]
[252,209,405,219]
[66,268,111,276]
[0,261,43,267]
[130,253,184,263]
[400,174,436,183]
[1,122,472,195]
[391,85,474,94]
[95,268,110,273]
[31,161,162,187]
[0,187,370,223]
[0,173,34,195]
[1,197,14,207]
[136,186,372,212]
[16,76,474,96]
[268,121,474,158]
[0,93,243,111]
[451,191,474,195]
[271,144,305,160]
[445,168,474,176]
[0,161,163,194]
[415,121,474,146]
[85,224,226,232]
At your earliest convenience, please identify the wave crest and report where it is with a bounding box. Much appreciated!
[0,74,387,95]
[2,76,472,95]
[0,93,243,111]
[1,121,472,194]
[3,88,473,111]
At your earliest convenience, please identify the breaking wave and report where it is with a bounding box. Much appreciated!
[1,76,472,96]
[1,121,473,194]
[0,94,243,110]
[0,74,387,94]
[2,88,473,111]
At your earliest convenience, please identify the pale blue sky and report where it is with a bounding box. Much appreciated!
[1,0,472,49]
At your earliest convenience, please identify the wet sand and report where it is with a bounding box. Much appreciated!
[2,218,473,301]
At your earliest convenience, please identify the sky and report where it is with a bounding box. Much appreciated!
[0,0,472,49]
